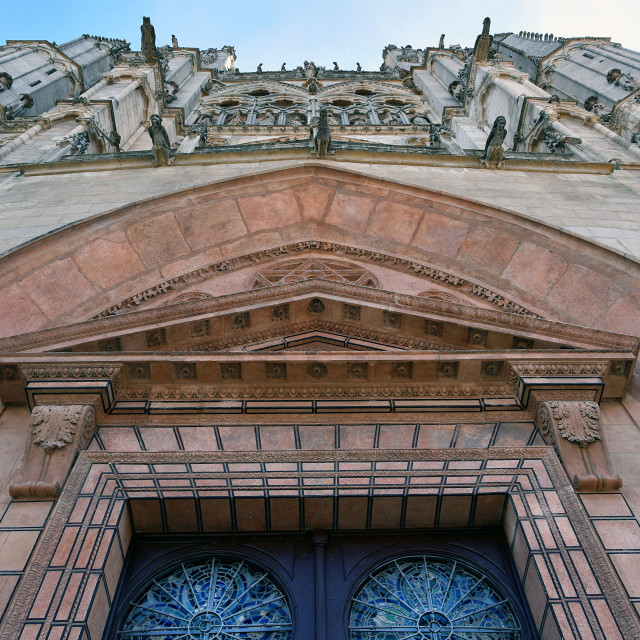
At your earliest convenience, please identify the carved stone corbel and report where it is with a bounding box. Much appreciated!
[9,405,96,500]
[536,401,621,492]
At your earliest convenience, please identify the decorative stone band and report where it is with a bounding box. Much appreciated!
[536,400,621,492]
[9,404,95,500]
[90,241,543,320]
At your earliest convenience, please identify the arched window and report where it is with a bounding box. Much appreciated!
[349,556,522,639]
[109,534,534,639]
[118,556,294,639]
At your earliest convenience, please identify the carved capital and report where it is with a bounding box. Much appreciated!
[537,401,621,492]
[9,405,95,500]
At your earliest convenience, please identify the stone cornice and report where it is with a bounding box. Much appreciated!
[0,279,636,355]
[0,144,619,178]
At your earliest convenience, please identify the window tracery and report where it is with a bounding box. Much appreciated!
[118,556,294,640]
[349,556,522,639]
[198,80,431,130]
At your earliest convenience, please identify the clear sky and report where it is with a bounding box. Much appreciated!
[2,0,639,72]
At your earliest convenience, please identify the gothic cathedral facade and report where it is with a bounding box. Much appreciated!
[1,17,640,640]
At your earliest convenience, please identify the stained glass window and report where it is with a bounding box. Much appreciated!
[118,556,293,639]
[349,556,522,640]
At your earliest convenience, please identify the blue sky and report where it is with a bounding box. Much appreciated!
[2,0,639,71]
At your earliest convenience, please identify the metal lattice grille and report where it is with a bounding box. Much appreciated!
[118,557,293,640]
[349,556,522,640]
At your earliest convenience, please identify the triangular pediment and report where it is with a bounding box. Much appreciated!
[0,279,624,356]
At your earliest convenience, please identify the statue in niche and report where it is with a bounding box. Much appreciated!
[381,111,399,125]
[141,16,157,63]
[307,79,319,94]
[171,34,178,48]
[483,115,507,168]
[260,110,275,126]
[350,110,367,125]
[314,105,332,158]
[148,114,173,166]
[227,110,245,126]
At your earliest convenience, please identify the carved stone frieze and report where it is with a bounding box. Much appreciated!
[536,401,621,492]
[21,363,122,380]
[119,379,513,401]
[92,241,541,319]
[190,319,455,352]
[509,361,608,381]
[9,405,95,500]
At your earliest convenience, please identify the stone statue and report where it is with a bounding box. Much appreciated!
[333,62,339,71]
[356,62,362,74]
[281,62,287,72]
[0,72,13,90]
[141,16,157,64]
[439,34,445,49]
[171,34,178,48]
[314,105,332,158]
[148,114,173,166]
[227,110,245,126]
[304,61,317,78]
[307,79,319,94]
[483,115,507,168]
[260,110,275,126]
[327,110,340,126]
[257,63,263,74]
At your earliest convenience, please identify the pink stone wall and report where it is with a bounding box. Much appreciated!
[0,166,639,337]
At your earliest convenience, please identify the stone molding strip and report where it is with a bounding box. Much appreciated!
[91,241,541,319]
[1,280,636,354]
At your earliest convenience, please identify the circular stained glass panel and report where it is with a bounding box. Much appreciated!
[118,556,293,640]
[349,556,522,640]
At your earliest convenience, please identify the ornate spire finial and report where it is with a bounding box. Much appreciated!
[474,16,493,62]
[141,16,157,63]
